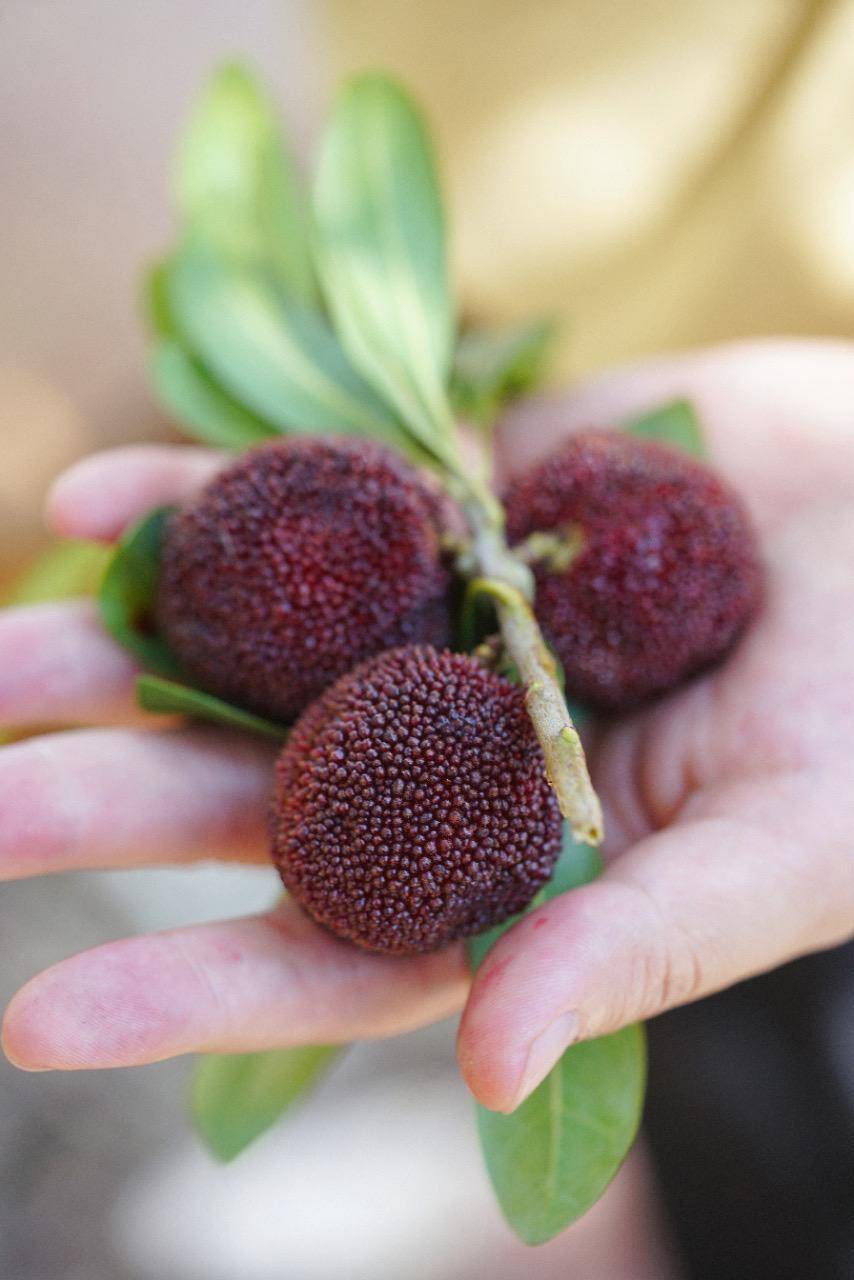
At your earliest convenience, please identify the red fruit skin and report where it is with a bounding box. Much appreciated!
[270,646,563,954]
[157,439,452,722]
[504,429,762,710]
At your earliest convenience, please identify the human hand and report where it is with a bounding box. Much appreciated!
[3,339,853,1109]
[0,448,469,1068]
[459,337,854,1110]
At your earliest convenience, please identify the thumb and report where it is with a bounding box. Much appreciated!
[457,769,854,1113]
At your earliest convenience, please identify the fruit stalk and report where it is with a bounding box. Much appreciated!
[462,496,603,845]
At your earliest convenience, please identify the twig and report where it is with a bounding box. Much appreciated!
[462,502,603,845]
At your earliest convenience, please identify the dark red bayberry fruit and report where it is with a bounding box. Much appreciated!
[270,645,563,954]
[157,439,452,722]
[504,429,761,710]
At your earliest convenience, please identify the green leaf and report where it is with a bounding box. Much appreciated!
[313,74,458,463]
[563,698,589,732]
[469,827,645,1244]
[151,339,278,449]
[478,1024,646,1245]
[549,822,603,897]
[176,62,317,306]
[137,674,288,740]
[451,319,557,427]
[99,507,183,677]
[624,399,705,457]
[6,540,110,606]
[192,1045,341,1162]
[144,257,279,449]
[143,258,177,341]
[166,243,423,458]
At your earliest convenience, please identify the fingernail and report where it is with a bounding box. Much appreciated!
[503,1010,579,1112]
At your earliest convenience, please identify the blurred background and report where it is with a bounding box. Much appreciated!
[2,1,853,1276]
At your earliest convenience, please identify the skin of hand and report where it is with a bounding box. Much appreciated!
[1,338,853,1114]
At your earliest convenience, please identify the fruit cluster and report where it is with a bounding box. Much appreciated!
[85,66,767,1234]
[156,429,760,954]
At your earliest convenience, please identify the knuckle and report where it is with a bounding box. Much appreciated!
[646,931,707,1012]
[621,879,711,1018]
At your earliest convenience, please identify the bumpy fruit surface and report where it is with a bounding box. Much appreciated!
[270,646,563,954]
[157,439,452,721]
[504,429,761,710]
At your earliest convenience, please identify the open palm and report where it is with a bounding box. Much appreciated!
[2,339,853,1115]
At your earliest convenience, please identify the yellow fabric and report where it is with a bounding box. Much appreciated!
[322,0,854,380]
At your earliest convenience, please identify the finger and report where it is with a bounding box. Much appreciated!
[594,496,854,858]
[1,897,469,1070]
[0,600,147,728]
[457,766,854,1113]
[0,727,275,879]
[47,444,224,542]
[496,338,854,530]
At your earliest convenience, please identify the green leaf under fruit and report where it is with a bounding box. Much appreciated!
[99,507,183,677]
[313,74,459,465]
[624,399,705,457]
[451,319,557,427]
[469,828,646,1244]
[137,674,288,740]
[192,1045,341,1162]
[478,1024,646,1246]
[166,243,422,457]
[176,62,317,306]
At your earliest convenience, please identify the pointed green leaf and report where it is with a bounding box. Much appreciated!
[624,399,705,458]
[176,62,317,305]
[143,258,176,341]
[6,541,110,606]
[144,258,279,449]
[451,319,557,427]
[313,75,458,461]
[192,1045,341,1162]
[151,339,278,449]
[478,1024,646,1245]
[99,507,183,676]
[469,827,645,1244]
[166,242,424,458]
[137,674,288,740]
